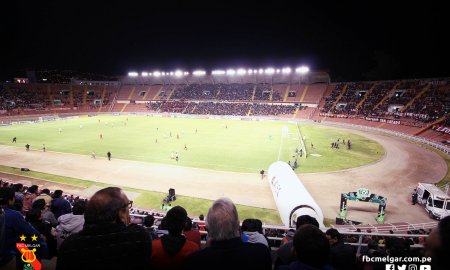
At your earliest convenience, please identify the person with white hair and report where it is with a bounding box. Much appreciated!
[183,198,271,270]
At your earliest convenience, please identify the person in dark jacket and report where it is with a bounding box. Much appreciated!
[325,228,356,270]
[0,187,44,268]
[183,198,272,270]
[50,190,72,219]
[275,215,320,269]
[56,187,152,270]
[151,206,198,270]
[26,208,57,258]
[278,224,334,270]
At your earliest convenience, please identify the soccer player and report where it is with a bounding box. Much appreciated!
[42,144,46,152]
[25,144,30,151]
[184,144,187,150]
[260,169,265,179]
[12,137,17,143]
[107,151,111,161]
[91,151,96,159]
[100,134,103,140]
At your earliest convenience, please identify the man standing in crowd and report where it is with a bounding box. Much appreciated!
[57,187,152,270]
[411,189,418,205]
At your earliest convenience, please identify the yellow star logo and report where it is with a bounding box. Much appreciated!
[31,235,38,241]
[19,234,26,241]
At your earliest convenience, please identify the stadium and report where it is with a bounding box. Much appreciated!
[1,69,449,224]
[1,2,449,270]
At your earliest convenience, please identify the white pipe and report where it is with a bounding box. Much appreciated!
[268,161,325,228]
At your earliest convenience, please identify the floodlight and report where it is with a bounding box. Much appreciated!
[276,69,281,73]
[253,69,258,73]
[193,70,206,76]
[237,68,246,75]
[226,69,236,76]
[175,70,183,77]
[153,71,161,77]
[128,72,139,77]
[282,67,291,74]
[258,69,263,74]
[295,66,310,74]
[141,72,148,77]
[184,72,189,75]
[265,68,275,75]
[212,70,226,75]
[149,72,153,76]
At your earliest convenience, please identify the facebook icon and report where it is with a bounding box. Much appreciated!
[385,264,395,270]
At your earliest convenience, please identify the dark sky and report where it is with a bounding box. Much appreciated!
[1,1,448,81]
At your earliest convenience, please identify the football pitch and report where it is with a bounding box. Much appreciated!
[0,115,384,173]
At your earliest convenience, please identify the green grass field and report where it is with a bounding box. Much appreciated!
[0,115,384,173]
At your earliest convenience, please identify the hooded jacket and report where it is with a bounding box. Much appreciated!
[55,213,84,248]
[243,231,269,247]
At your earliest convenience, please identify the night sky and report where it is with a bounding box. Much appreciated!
[1,1,448,81]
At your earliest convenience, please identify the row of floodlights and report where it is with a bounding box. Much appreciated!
[127,66,309,78]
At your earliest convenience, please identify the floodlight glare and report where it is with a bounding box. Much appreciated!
[193,70,206,76]
[128,72,139,77]
[174,70,183,77]
[226,69,236,76]
[258,69,264,74]
[296,66,310,74]
[141,72,148,77]
[212,70,226,75]
[276,69,281,73]
[248,69,253,74]
[153,71,161,77]
[265,68,275,75]
[237,68,246,75]
[282,67,292,74]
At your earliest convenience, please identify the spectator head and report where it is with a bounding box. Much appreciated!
[143,215,155,228]
[199,214,204,221]
[72,200,87,215]
[27,185,39,194]
[184,217,193,231]
[242,219,258,232]
[165,206,188,236]
[325,228,342,245]
[425,216,450,270]
[0,187,15,206]
[158,216,168,230]
[84,187,131,226]
[13,183,23,192]
[206,198,240,241]
[40,188,50,195]
[32,199,46,210]
[53,190,63,198]
[26,208,43,223]
[295,215,319,230]
[294,224,330,268]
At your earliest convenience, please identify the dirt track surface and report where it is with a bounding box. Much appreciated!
[0,126,446,224]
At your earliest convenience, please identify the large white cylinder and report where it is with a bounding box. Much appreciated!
[268,161,325,228]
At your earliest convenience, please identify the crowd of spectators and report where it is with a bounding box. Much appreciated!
[148,101,297,117]
[320,80,449,129]
[251,104,296,116]
[1,179,448,270]
[171,84,218,100]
